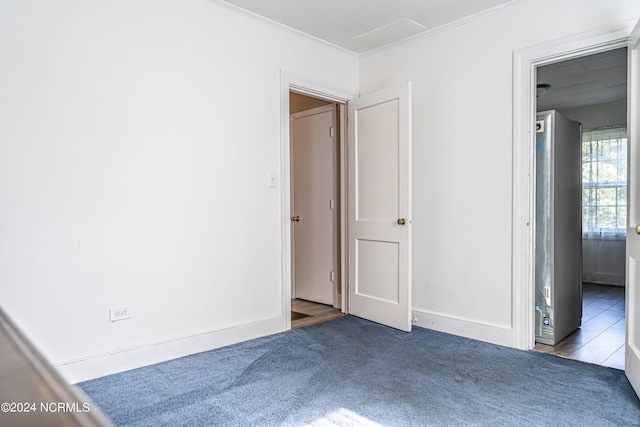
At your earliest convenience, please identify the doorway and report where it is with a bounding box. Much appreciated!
[531,48,628,369]
[289,91,345,329]
[280,73,413,333]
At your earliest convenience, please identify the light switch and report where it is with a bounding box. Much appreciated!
[268,171,278,188]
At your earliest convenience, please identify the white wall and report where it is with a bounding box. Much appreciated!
[3,0,639,383]
[583,238,626,286]
[0,0,357,382]
[359,0,640,346]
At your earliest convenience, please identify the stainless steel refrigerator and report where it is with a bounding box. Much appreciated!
[535,110,582,345]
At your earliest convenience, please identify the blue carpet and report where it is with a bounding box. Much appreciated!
[80,316,640,426]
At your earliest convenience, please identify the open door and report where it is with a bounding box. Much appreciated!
[626,19,640,398]
[347,82,412,331]
[291,104,337,306]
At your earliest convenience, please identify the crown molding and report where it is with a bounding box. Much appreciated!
[204,0,358,57]
[205,0,529,57]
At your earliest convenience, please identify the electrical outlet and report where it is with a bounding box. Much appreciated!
[109,306,131,322]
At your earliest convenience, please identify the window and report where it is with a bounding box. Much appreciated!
[582,126,627,239]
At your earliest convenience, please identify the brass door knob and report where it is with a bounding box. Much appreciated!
[397,218,406,225]
[636,224,640,235]
[292,215,300,222]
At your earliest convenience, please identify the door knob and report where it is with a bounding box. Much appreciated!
[397,218,406,225]
[292,215,300,222]
[636,224,640,235]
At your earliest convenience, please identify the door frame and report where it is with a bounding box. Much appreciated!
[280,71,356,330]
[512,22,636,350]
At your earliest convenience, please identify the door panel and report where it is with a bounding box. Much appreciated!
[355,99,399,221]
[356,239,399,303]
[291,105,336,306]
[348,82,412,332]
[626,19,640,398]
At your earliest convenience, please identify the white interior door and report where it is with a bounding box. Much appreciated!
[347,82,412,332]
[626,19,640,398]
[291,105,337,306]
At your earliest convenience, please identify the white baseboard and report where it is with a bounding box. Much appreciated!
[583,273,625,287]
[412,309,516,348]
[627,344,640,396]
[59,311,517,384]
[57,316,286,384]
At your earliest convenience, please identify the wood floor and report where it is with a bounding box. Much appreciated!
[291,299,345,329]
[534,283,625,370]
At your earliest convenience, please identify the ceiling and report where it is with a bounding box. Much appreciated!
[536,48,627,113]
[213,0,524,54]
[211,0,627,120]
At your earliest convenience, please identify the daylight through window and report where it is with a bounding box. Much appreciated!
[581,126,627,239]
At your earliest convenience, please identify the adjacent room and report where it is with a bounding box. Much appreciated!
[533,48,628,370]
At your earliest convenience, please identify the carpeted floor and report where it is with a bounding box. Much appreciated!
[80,316,640,426]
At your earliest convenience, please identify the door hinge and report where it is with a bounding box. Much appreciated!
[330,126,334,137]
[330,271,335,282]
[330,199,335,210]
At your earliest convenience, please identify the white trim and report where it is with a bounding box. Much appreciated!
[625,19,640,396]
[627,340,640,395]
[583,272,626,287]
[205,0,527,57]
[280,72,357,326]
[286,75,355,104]
[339,104,348,312]
[204,0,357,57]
[56,316,285,384]
[512,21,635,351]
[412,309,515,347]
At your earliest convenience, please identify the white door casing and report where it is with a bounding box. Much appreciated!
[280,72,354,330]
[347,82,412,332]
[512,23,633,351]
[626,19,640,398]
[291,105,337,306]
[280,72,412,331]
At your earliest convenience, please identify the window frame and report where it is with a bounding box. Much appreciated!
[581,126,628,240]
